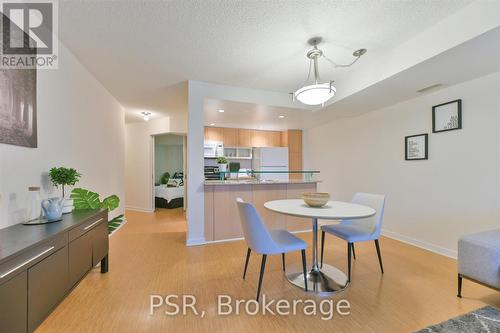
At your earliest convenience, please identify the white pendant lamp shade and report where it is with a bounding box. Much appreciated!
[294,83,336,106]
[292,37,366,106]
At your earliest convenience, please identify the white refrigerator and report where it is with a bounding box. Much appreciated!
[252,147,289,181]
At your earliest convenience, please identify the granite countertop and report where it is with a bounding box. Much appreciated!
[204,179,321,186]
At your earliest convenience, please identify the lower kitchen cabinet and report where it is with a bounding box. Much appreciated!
[0,272,27,333]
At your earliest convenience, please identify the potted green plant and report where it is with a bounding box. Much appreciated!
[49,167,82,214]
[216,156,228,175]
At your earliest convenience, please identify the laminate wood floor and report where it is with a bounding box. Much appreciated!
[36,208,499,333]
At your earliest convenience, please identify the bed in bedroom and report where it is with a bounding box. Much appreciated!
[154,184,184,209]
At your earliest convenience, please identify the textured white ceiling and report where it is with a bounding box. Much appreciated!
[59,0,473,118]
[205,26,500,130]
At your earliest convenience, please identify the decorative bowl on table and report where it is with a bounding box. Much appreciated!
[302,192,330,207]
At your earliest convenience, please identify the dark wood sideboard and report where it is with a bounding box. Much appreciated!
[0,209,109,333]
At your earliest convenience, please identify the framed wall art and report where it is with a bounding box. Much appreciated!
[405,133,428,161]
[432,99,462,133]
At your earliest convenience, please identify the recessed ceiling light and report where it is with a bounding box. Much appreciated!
[210,123,215,126]
[140,111,151,122]
[279,115,285,119]
[218,109,225,113]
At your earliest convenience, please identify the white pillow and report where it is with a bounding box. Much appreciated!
[167,179,179,187]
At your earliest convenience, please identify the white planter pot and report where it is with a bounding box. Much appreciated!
[218,164,227,179]
[62,198,74,214]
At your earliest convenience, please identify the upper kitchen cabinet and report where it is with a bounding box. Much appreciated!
[252,130,281,147]
[267,131,282,147]
[287,130,302,153]
[222,128,238,147]
[205,127,223,142]
[205,127,300,150]
[237,129,253,147]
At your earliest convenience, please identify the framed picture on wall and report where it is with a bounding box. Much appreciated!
[405,134,428,160]
[432,99,462,133]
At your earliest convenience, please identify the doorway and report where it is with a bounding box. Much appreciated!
[152,133,186,212]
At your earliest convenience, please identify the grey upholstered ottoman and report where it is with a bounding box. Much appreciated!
[457,229,500,297]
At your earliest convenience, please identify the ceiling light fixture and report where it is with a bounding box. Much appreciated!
[279,115,285,119]
[218,109,225,113]
[292,37,367,106]
[210,123,215,126]
[141,111,152,121]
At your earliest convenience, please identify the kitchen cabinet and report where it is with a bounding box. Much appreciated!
[280,130,288,147]
[289,152,303,179]
[237,129,253,147]
[222,128,238,147]
[205,127,223,142]
[287,130,302,154]
[252,130,267,147]
[205,182,317,241]
[253,184,286,229]
[213,185,252,240]
[252,130,281,147]
[267,131,282,147]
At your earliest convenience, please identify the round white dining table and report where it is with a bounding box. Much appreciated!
[264,199,376,294]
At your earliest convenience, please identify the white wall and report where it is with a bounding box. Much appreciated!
[305,71,500,257]
[125,115,187,211]
[154,144,183,183]
[0,42,125,229]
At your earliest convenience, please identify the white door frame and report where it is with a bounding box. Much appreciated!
[151,132,187,211]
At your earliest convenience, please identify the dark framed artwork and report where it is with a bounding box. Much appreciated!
[0,14,37,148]
[432,99,462,133]
[405,134,428,160]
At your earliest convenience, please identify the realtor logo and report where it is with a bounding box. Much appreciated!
[0,0,58,69]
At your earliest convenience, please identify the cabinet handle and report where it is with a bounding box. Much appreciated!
[0,246,55,279]
[83,218,104,231]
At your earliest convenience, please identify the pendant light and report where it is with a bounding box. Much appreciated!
[293,37,366,106]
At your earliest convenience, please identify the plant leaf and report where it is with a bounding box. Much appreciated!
[101,195,120,212]
[70,188,101,209]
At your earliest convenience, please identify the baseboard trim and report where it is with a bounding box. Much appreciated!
[186,229,312,247]
[382,229,457,259]
[125,206,154,213]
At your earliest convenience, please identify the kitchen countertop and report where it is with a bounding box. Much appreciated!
[204,179,321,186]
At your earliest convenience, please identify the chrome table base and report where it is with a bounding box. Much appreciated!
[287,264,349,294]
[287,217,349,294]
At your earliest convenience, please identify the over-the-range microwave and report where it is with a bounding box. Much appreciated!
[204,141,224,158]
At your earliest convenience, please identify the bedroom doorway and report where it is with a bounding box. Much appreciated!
[152,133,186,212]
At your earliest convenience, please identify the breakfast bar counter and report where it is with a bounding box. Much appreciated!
[204,180,319,241]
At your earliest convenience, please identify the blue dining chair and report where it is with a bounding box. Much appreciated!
[236,198,308,301]
[320,192,386,282]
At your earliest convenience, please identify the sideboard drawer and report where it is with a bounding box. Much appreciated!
[68,231,93,287]
[27,247,69,333]
[69,213,106,242]
[0,271,27,333]
[0,233,67,286]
